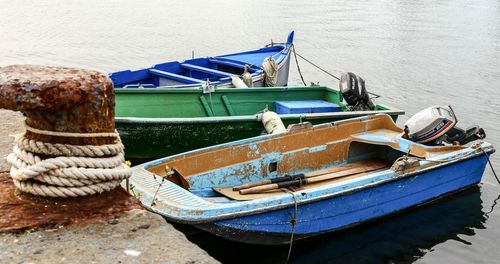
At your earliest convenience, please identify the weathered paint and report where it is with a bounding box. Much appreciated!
[147,115,401,178]
[126,114,495,245]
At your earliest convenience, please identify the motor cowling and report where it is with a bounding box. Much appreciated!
[404,105,486,145]
[404,105,457,143]
[339,72,375,111]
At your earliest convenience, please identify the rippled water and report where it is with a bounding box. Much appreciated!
[1,0,499,263]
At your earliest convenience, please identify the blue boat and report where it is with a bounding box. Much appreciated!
[110,32,294,89]
[125,114,495,245]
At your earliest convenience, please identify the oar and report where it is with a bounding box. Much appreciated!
[233,173,305,191]
[232,160,381,191]
[239,162,387,195]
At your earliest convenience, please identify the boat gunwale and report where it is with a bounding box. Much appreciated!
[114,109,405,124]
[214,43,287,58]
[114,83,316,94]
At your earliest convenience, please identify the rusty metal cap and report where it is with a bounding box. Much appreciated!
[0,65,115,145]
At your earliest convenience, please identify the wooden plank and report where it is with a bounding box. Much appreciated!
[233,160,384,191]
[306,159,384,178]
[296,110,405,119]
[149,69,203,84]
[209,58,248,70]
[181,63,233,78]
[307,162,386,183]
[214,163,390,201]
[239,161,387,194]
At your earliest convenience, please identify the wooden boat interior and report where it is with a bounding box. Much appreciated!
[115,86,398,120]
[144,114,462,201]
[110,32,294,88]
[115,86,352,118]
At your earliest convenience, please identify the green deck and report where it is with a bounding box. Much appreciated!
[115,86,403,162]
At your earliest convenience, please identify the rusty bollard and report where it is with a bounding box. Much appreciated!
[0,65,130,198]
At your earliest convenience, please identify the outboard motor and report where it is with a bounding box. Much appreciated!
[435,125,486,146]
[339,72,375,111]
[404,105,486,145]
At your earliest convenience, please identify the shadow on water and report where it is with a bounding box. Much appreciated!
[172,187,489,264]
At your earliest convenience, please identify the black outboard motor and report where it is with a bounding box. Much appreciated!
[436,125,486,145]
[339,72,375,111]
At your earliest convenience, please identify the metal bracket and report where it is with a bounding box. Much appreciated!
[202,80,215,94]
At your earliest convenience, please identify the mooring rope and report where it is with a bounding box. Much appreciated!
[150,176,166,208]
[25,124,118,138]
[482,149,499,185]
[291,45,382,98]
[285,191,298,264]
[291,44,308,86]
[294,49,341,81]
[6,124,131,197]
[485,194,500,220]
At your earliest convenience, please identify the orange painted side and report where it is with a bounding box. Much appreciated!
[147,115,463,180]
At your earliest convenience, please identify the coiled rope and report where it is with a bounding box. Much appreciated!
[263,57,279,87]
[6,123,131,198]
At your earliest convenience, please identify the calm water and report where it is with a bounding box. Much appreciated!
[1,0,499,263]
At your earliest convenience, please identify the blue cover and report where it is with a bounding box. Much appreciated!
[275,100,341,114]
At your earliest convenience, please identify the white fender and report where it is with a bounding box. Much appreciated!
[259,111,287,134]
[231,76,248,88]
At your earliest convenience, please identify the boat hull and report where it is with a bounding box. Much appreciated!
[196,155,488,245]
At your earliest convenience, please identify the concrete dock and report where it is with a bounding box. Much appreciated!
[0,109,219,263]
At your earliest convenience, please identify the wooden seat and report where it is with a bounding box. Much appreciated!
[208,58,257,73]
[181,63,234,78]
[149,69,204,84]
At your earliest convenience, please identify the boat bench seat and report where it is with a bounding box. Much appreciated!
[208,58,258,73]
[149,69,204,84]
[181,63,233,78]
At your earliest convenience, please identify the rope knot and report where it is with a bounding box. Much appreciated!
[7,124,131,198]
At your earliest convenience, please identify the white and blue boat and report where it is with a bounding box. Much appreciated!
[110,32,294,89]
[125,114,495,245]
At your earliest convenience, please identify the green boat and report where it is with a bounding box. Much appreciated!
[115,86,404,161]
